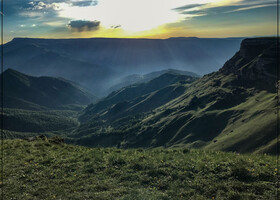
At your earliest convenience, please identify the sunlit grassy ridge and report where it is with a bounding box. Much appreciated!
[70,38,278,154]
[71,70,278,154]
[1,138,278,200]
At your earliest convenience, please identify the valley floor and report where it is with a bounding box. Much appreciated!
[1,138,278,200]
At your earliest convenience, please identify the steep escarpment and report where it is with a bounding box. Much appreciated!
[220,38,277,92]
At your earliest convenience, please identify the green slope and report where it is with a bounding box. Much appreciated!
[0,69,98,138]
[107,69,199,93]
[80,73,197,122]
[73,38,278,154]
[1,108,79,134]
[1,138,277,199]
[1,69,97,110]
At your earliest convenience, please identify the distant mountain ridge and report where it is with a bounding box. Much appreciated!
[80,72,198,122]
[107,69,199,94]
[3,37,242,96]
[1,69,97,110]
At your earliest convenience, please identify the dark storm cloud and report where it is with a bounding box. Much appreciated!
[68,20,100,32]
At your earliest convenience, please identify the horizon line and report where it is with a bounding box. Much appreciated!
[4,35,277,44]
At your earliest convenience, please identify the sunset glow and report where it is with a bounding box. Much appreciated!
[4,0,277,42]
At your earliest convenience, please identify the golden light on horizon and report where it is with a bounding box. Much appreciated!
[4,0,276,43]
[57,0,225,33]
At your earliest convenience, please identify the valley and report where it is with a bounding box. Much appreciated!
[2,0,278,199]
[72,38,278,154]
[0,37,278,199]
[2,37,242,96]
[1,37,278,154]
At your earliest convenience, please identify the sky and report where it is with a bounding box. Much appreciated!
[2,0,278,43]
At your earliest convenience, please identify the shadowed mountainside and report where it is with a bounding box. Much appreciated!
[0,69,98,134]
[0,69,97,110]
[3,37,242,96]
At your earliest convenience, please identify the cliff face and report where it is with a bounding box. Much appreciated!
[238,38,277,58]
[220,38,278,91]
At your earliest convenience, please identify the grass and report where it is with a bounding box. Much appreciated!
[1,138,278,200]
[1,108,79,134]
[72,67,278,154]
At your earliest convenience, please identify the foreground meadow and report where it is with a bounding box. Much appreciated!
[1,138,278,200]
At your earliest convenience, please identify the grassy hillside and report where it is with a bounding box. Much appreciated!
[1,69,96,110]
[1,138,278,200]
[73,38,278,154]
[107,69,199,94]
[1,109,79,134]
[80,73,197,122]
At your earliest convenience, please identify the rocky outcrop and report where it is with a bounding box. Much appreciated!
[220,38,278,91]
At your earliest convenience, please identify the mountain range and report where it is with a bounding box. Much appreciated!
[1,37,278,155]
[3,37,242,96]
[71,38,278,154]
[107,69,199,94]
[1,37,278,200]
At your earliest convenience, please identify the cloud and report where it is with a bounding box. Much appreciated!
[44,21,66,27]
[3,0,277,42]
[71,0,98,7]
[19,11,44,18]
[68,20,100,32]
[111,25,121,29]
[173,4,205,11]
[174,0,276,18]
[29,0,98,10]
[33,2,48,10]
[226,3,276,13]
[31,1,63,11]
[56,0,185,32]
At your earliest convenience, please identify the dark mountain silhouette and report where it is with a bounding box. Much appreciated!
[3,37,242,96]
[1,69,97,110]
